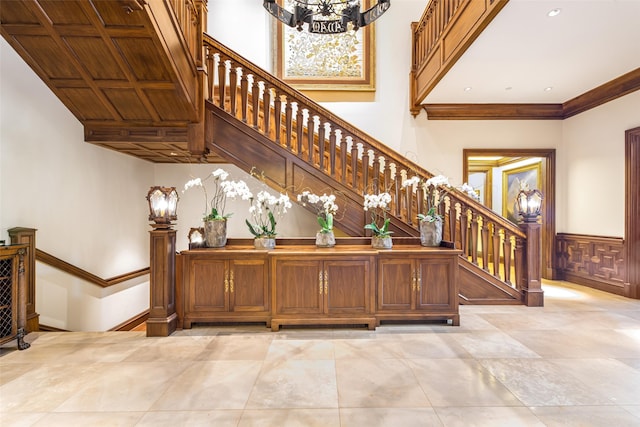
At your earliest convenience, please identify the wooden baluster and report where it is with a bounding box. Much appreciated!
[228,63,238,117]
[481,219,489,272]
[394,173,401,217]
[296,107,304,157]
[240,72,248,123]
[503,232,513,285]
[449,198,457,248]
[466,212,476,264]
[329,127,336,177]
[407,186,415,226]
[263,86,271,136]
[251,79,259,130]
[273,91,282,144]
[341,136,348,184]
[317,121,325,171]
[285,98,293,150]
[514,235,525,291]
[372,156,380,194]
[206,47,214,102]
[459,205,468,255]
[492,224,502,279]
[362,148,370,194]
[306,114,314,163]
[217,56,226,110]
[351,141,359,190]
[383,164,391,193]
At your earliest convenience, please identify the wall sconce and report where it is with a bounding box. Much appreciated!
[146,186,178,228]
[515,187,543,223]
[188,227,205,249]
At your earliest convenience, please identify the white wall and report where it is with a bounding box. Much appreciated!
[1,38,154,331]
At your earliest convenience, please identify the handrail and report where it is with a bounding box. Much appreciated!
[36,249,149,288]
[202,34,528,290]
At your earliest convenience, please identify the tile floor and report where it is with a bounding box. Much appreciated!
[1,280,639,426]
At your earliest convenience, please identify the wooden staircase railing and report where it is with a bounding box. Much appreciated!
[201,34,537,304]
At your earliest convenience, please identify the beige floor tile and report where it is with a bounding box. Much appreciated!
[265,339,335,361]
[452,331,541,359]
[434,406,545,427]
[530,405,640,427]
[408,358,522,407]
[340,407,442,427]
[333,338,405,359]
[32,411,144,426]
[198,335,273,360]
[150,360,262,410]
[0,412,47,427]
[136,410,242,426]
[396,334,472,359]
[246,359,338,409]
[239,408,340,427]
[335,358,430,408]
[0,362,33,386]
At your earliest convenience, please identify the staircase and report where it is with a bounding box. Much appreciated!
[202,35,528,305]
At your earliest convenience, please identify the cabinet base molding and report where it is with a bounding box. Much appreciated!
[146,313,177,337]
[271,316,377,332]
[376,313,460,326]
[184,315,271,329]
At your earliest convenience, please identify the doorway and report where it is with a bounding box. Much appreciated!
[463,149,556,280]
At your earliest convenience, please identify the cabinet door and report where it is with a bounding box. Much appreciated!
[325,260,370,314]
[377,258,414,311]
[274,260,323,315]
[230,259,269,312]
[188,259,228,313]
[415,257,455,311]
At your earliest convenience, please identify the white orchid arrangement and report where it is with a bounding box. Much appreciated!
[246,190,292,238]
[297,191,339,234]
[184,168,253,221]
[457,182,480,201]
[363,192,393,237]
[402,174,451,223]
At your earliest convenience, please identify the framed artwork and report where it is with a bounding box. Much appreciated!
[468,166,493,208]
[273,0,375,91]
[502,163,541,223]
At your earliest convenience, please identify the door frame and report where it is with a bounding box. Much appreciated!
[463,148,557,280]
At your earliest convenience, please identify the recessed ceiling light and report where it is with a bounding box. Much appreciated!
[464,87,472,92]
[544,87,553,92]
[505,86,512,91]
[547,8,561,17]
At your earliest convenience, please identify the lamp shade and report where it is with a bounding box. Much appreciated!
[147,186,178,226]
[515,188,543,222]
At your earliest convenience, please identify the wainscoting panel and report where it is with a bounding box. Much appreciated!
[556,233,631,297]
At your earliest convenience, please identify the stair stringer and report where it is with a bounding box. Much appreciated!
[458,257,523,305]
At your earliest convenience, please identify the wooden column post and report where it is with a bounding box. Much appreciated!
[146,228,177,337]
[520,221,544,307]
[8,227,39,332]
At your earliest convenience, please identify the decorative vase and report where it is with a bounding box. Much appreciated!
[420,217,443,247]
[315,230,336,248]
[254,236,276,250]
[372,235,393,249]
[204,219,227,248]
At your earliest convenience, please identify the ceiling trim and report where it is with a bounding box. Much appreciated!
[422,68,640,120]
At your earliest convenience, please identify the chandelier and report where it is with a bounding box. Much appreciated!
[264,0,391,34]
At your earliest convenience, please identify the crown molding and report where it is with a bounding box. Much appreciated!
[422,67,640,120]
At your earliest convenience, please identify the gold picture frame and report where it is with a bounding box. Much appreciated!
[502,163,542,223]
[273,0,375,92]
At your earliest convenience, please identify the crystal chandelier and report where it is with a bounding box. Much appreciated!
[264,0,391,34]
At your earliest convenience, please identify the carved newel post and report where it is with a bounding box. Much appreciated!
[146,187,179,337]
[516,187,544,307]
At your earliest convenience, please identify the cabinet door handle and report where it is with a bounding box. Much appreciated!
[324,270,328,294]
[411,271,416,291]
[416,270,421,292]
[224,270,229,293]
[230,269,234,293]
[319,271,324,294]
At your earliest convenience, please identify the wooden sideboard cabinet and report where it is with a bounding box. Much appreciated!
[0,244,30,350]
[377,249,460,326]
[271,250,376,331]
[179,250,270,328]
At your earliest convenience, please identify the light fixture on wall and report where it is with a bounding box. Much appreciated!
[146,186,179,228]
[264,0,391,34]
[515,186,543,223]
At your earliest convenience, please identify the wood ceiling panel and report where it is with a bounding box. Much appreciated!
[38,0,92,25]
[145,89,195,122]
[90,0,147,28]
[60,88,116,120]
[64,36,127,80]
[12,35,82,79]
[0,1,39,25]
[113,37,171,82]
[102,89,153,121]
